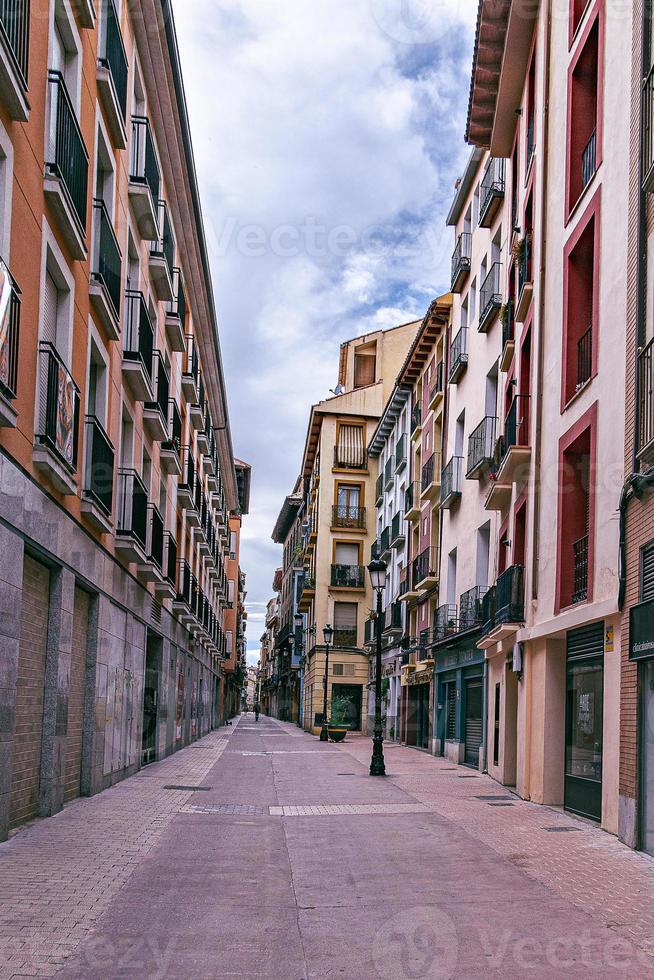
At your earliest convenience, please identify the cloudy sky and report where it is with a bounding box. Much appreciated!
[172,0,477,660]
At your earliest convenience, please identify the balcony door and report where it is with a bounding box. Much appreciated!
[337,484,360,522]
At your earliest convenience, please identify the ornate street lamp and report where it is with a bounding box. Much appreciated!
[367,557,388,776]
[320,623,334,742]
[294,613,304,728]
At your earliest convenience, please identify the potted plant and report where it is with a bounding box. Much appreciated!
[327,694,351,742]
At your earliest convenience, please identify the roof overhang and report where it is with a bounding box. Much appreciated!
[446,147,485,226]
[272,494,303,544]
[368,385,412,456]
[397,296,452,388]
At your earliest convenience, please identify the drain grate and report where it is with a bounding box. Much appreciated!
[185,804,269,816]
[544,826,583,833]
[163,785,212,792]
[457,775,479,779]
[475,795,515,801]
[488,801,514,807]
[336,773,358,776]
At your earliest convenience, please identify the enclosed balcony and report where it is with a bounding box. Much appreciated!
[45,71,89,259]
[34,342,80,494]
[440,456,463,509]
[479,565,525,647]
[486,395,531,510]
[500,299,515,373]
[165,267,187,352]
[420,451,441,501]
[177,446,196,511]
[332,503,366,530]
[81,415,114,532]
[405,482,420,522]
[479,157,505,228]
[181,333,199,403]
[149,200,175,301]
[428,361,444,412]
[129,116,161,239]
[154,531,177,600]
[0,0,30,120]
[515,233,533,322]
[115,468,148,562]
[412,546,439,591]
[0,263,20,427]
[136,504,165,582]
[395,433,407,472]
[330,564,365,589]
[90,199,122,339]
[122,291,154,400]
[390,511,405,548]
[448,327,468,384]
[451,232,471,292]
[143,352,170,441]
[479,262,502,333]
[96,0,128,148]
[160,399,182,476]
[467,416,496,479]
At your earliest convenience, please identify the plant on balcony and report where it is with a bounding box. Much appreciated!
[511,237,526,264]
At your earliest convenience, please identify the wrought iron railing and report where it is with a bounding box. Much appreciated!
[151,199,175,280]
[163,531,177,587]
[430,361,444,403]
[384,455,393,487]
[479,261,502,329]
[479,157,505,223]
[433,603,458,641]
[501,299,515,351]
[412,546,438,588]
[395,434,406,468]
[451,231,472,289]
[482,565,524,634]
[527,113,535,165]
[123,291,154,386]
[458,586,488,631]
[581,129,597,192]
[83,415,114,516]
[116,468,147,548]
[577,325,592,389]
[0,0,30,87]
[467,416,496,476]
[331,564,365,588]
[411,402,422,433]
[384,602,403,632]
[391,511,404,544]
[47,71,89,233]
[379,525,391,555]
[518,233,532,297]
[333,627,357,648]
[176,559,193,607]
[92,199,121,317]
[421,452,441,492]
[449,327,468,381]
[496,395,531,470]
[0,263,20,401]
[162,398,182,454]
[168,267,186,325]
[405,482,419,515]
[99,0,128,120]
[375,473,383,503]
[179,445,196,497]
[332,504,366,529]
[130,115,161,208]
[638,337,654,453]
[441,456,463,505]
[183,333,199,386]
[572,534,589,604]
[37,342,80,472]
[146,503,164,571]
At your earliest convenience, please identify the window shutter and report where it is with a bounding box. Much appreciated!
[334,602,357,629]
[642,543,654,603]
[337,423,364,468]
[354,354,375,388]
[335,542,359,566]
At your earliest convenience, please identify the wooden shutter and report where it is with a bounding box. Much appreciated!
[354,353,375,388]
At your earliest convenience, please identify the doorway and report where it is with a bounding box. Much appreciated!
[464,678,483,767]
[141,632,161,766]
[332,683,362,731]
[641,660,654,856]
[565,637,603,822]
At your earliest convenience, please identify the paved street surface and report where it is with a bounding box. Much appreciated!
[3,718,654,979]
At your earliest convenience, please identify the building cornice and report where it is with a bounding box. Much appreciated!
[368,384,411,456]
[446,147,485,226]
[397,296,452,388]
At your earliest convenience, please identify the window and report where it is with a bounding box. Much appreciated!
[447,549,457,607]
[335,422,365,469]
[556,404,596,611]
[472,183,480,227]
[42,267,70,357]
[476,523,490,588]
[570,0,591,43]
[354,346,376,388]
[562,196,598,406]
[526,49,536,169]
[120,406,133,467]
[334,602,358,646]
[567,14,600,213]
[333,663,355,677]
[641,542,654,602]
[228,579,235,605]
[335,541,359,567]
[469,277,477,324]
[87,335,108,427]
[230,530,237,559]
[142,446,151,494]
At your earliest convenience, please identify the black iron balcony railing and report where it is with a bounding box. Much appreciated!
[92,199,121,318]
[518,233,532,297]
[184,333,199,385]
[47,71,89,233]
[300,572,315,593]
[412,546,438,588]
[467,416,496,477]
[479,262,502,330]
[99,0,128,120]
[638,337,654,453]
[430,361,444,403]
[146,503,164,571]
[441,456,463,505]
[391,511,404,544]
[527,113,535,165]
[449,327,468,382]
[572,534,589,604]
[145,351,170,424]
[334,627,357,648]
[458,586,488,632]
[0,0,30,88]
[0,263,20,401]
[384,601,403,632]
[332,504,366,529]
[395,433,406,469]
[162,398,182,454]
[384,455,393,488]
[151,199,175,280]
[331,564,365,588]
[482,565,525,635]
[179,445,196,493]
[405,482,419,516]
[37,342,80,472]
[433,603,458,641]
[168,267,187,324]
[399,568,410,597]
[375,473,383,504]
[581,128,597,192]
[116,468,147,549]
[502,299,515,351]
[421,452,440,493]
[411,402,422,433]
[451,231,472,290]
[479,157,505,224]
[124,290,154,385]
[379,525,391,556]
[370,540,379,562]
[83,415,114,516]
[644,64,654,190]
[176,559,193,607]
[577,324,593,390]
[130,116,161,208]
[164,531,177,587]
[333,443,368,470]
[364,617,374,645]
[496,395,531,470]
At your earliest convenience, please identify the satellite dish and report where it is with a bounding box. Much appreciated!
[329,383,345,396]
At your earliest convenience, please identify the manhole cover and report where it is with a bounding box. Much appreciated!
[163,785,212,791]
[544,826,582,832]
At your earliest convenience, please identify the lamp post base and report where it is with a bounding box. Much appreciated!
[319,724,329,742]
[369,732,386,776]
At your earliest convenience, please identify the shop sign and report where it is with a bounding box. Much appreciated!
[605,625,614,653]
[407,666,433,686]
[630,600,654,661]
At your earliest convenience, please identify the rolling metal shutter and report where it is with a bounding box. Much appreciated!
[642,542,654,602]
[566,621,605,660]
[10,557,50,828]
[63,587,89,802]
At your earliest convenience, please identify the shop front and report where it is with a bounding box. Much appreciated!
[565,622,605,822]
[400,664,433,749]
[434,646,485,769]
[630,599,654,855]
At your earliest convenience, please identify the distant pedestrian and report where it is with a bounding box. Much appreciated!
[254,703,260,722]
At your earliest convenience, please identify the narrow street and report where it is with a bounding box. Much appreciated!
[1,719,654,980]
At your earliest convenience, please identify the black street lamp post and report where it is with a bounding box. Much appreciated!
[320,623,334,742]
[368,558,388,776]
[294,612,303,728]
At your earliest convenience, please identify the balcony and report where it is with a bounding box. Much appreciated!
[0,263,20,427]
[129,116,161,239]
[643,64,654,191]
[390,511,405,548]
[405,482,420,522]
[479,565,524,647]
[383,601,403,635]
[576,324,593,392]
[479,157,505,228]
[333,444,368,471]
[458,586,488,632]
[375,473,383,504]
[197,410,211,455]
[433,604,458,643]
[410,402,422,439]
[421,452,441,501]
[500,300,515,373]
[143,352,170,441]
[96,0,128,148]
[137,504,165,582]
[160,399,182,476]
[297,572,315,612]
[165,267,187,352]
[395,433,407,472]
[178,446,196,511]
[478,262,502,333]
[45,71,89,259]
[149,200,175,301]
[638,338,654,461]
[0,0,30,120]
[189,374,206,432]
[89,200,121,339]
[428,361,444,412]
[412,546,439,591]
[440,456,463,509]
[448,327,468,384]
[182,333,199,402]
[572,534,589,605]
[379,525,391,559]
[122,291,154,400]
[486,395,531,509]
[332,504,366,530]
[384,455,394,489]
[34,343,80,494]
[115,468,148,562]
[333,627,358,648]
[451,232,472,292]
[581,129,597,194]
[331,564,365,589]
[81,415,114,532]
[172,560,195,622]
[154,531,177,599]
[515,233,533,322]
[398,566,417,602]
[467,416,496,479]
